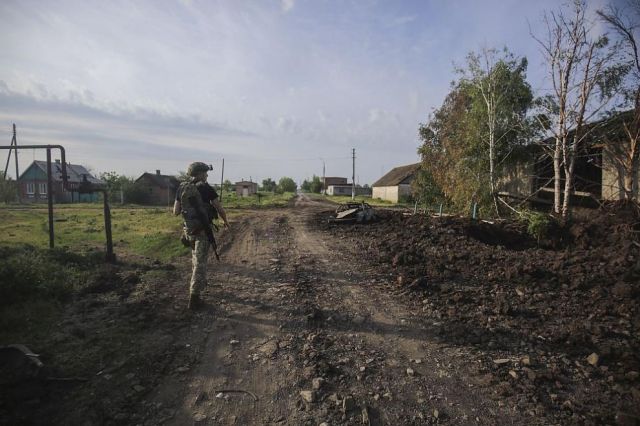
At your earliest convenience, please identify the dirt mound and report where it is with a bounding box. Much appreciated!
[312,207,640,423]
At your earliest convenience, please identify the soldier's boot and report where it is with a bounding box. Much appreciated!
[188,293,204,310]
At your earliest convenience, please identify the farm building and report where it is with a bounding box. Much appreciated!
[235,180,258,197]
[499,111,639,205]
[135,170,180,206]
[372,163,420,203]
[17,160,103,203]
[326,184,372,196]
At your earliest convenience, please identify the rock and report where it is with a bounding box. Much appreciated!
[493,358,511,365]
[521,355,531,366]
[193,413,207,422]
[362,405,371,425]
[176,366,190,373]
[407,368,415,376]
[300,390,316,403]
[587,353,600,366]
[312,377,325,390]
[342,395,356,413]
[230,339,240,346]
[509,370,518,379]
[433,409,439,419]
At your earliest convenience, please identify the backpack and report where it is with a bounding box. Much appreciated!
[179,180,207,235]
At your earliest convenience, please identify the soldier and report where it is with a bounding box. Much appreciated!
[173,162,230,310]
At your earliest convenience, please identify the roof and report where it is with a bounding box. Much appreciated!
[136,172,180,189]
[20,160,103,184]
[372,163,421,187]
[235,181,257,185]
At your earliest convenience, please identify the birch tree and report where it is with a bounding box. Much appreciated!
[533,0,625,218]
[458,48,533,216]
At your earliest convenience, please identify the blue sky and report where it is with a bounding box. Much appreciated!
[0,0,614,185]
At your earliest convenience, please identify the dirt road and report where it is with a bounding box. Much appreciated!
[142,196,526,425]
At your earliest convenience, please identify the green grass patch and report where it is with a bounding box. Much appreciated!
[218,191,295,208]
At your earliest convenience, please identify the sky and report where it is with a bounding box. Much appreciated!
[0,0,616,186]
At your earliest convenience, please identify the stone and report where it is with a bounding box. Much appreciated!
[521,356,531,366]
[193,413,207,423]
[300,390,315,403]
[342,395,356,413]
[509,370,518,379]
[587,353,600,366]
[433,409,439,419]
[230,339,240,346]
[312,377,325,390]
[176,366,190,373]
[493,358,511,365]
[407,368,415,376]
[362,405,371,425]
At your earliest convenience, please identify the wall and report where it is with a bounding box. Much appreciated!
[498,162,534,196]
[372,186,399,203]
[601,150,639,201]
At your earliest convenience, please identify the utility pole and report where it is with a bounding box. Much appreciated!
[220,158,225,204]
[351,148,356,201]
[322,158,326,195]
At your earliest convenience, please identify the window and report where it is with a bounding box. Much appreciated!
[38,183,47,195]
[26,183,35,194]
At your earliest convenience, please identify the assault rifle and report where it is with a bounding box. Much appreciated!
[189,196,220,261]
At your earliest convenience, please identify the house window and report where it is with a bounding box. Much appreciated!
[38,183,47,195]
[26,183,35,194]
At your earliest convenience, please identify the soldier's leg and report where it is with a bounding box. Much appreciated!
[189,234,210,297]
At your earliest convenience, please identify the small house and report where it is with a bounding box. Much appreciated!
[235,181,258,197]
[18,160,103,203]
[372,163,420,203]
[326,184,372,196]
[135,170,180,206]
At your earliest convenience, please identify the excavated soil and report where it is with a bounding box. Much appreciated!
[312,202,640,424]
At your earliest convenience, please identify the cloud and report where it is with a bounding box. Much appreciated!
[281,0,295,13]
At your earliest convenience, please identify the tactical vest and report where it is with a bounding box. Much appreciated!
[179,180,207,235]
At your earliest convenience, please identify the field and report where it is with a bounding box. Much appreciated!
[1,196,639,425]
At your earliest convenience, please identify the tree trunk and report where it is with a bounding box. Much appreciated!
[562,153,576,219]
[553,137,563,214]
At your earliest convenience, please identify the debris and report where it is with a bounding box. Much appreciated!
[312,377,324,390]
[300,390,315,403]
[214,389,258,401]
[587,353,600,367]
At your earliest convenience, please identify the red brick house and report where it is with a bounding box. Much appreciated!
[135,170,180,206]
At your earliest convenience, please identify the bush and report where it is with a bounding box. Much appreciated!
[0,246,101,306]
[520,210,553,243]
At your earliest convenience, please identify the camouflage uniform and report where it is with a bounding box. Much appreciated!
[188,232,209,296]
[177,162,214,303]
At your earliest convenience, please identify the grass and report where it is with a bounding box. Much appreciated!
[218,191,295,208]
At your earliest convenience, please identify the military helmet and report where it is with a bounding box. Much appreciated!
[187,162,212,177]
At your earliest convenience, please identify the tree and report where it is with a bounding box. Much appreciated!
[261,178,277,192]
[309,175,323,193]
[457,48,533,215]
[0,174,17,203]
[598,0,640,200]
[300,179,311,192]
[416,48,533,214]
[532,0,627,218]
[276,177,297,193]
[222,179,234,192]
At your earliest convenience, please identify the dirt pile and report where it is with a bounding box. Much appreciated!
[313,205,640,424]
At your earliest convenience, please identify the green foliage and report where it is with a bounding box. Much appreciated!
[0,246,102,306]
[519,210,553,243]
[99,172,151,204]
[301,175,323,193]
[0,174,17,203]
[222,179,234,192]
[416,47,534,214]
[261,178,277,192]
[277,177,297,193]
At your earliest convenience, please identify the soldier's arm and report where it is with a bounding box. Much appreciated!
[211,199,230,228]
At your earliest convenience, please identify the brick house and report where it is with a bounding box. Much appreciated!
[235,181,258,197]
[135,170,180,206]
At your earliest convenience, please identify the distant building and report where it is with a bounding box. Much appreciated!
[18,160,103,203]
[135,170,180,205]
[327,184,372,196]
[372,163,420,203]
[235,181,258,197]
